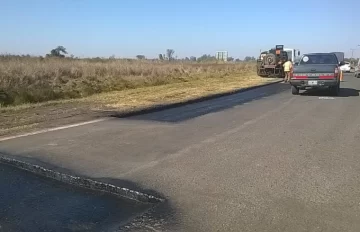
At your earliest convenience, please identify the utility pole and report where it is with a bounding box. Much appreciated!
[351,49,355,59]
[351,48,356,65]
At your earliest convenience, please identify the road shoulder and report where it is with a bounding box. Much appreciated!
[0,76,280,137]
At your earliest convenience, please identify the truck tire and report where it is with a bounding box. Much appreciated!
[264,53,276,65]
[291,86,299,95]
[330,84,340,96]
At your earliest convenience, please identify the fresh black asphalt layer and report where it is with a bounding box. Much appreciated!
[0,163,152,232]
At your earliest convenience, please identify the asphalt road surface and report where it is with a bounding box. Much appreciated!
[1,73,360,231]
[0,163,152,232]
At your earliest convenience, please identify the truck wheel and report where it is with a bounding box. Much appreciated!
[291,86,299,95]
[330,84,340,96]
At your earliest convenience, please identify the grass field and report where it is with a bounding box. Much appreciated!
[0,55,279,136]
[1,55,257,106]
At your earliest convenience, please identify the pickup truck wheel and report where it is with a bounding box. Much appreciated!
[291,86,299,95]
[330,84,340,96]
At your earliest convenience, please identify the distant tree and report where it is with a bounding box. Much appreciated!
[136,55,146,60]
[345,57,359,66]
[46,46,68,58]
[197,54,216,62]
[227,57,234,62]
[190,56,197,62]
[244,56,256,62]
[185,57,190,61]
[159,54,164,60]
[109,55,116,60]
[166,49,175,61]
[235,58,241,62]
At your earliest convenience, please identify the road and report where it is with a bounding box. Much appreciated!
[0,163,152,232]
[1,73,360,231]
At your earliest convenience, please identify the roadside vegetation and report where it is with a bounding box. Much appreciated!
[0,47,278,136]
[0,50,258,106]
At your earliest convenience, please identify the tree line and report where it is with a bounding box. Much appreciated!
[3,45,260,62]
[5,46,360,64]
[141,49,256,62]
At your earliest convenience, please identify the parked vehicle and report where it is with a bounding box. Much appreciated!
[284,48,301,64]
[290,53,344,95]
[355,59,360,78]
[340,61,351,73]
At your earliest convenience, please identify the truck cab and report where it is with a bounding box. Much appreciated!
[284,48,301,63]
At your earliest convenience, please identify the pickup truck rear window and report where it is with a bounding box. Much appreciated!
[299,54,338,65]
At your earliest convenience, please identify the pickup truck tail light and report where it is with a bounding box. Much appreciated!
[292,73,336,79]
[292,75,307,79]
[335,68,339,75]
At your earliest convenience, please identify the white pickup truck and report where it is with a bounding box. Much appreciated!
[340,61,351,73]
[355,59,360,78]
[284,48,301,63]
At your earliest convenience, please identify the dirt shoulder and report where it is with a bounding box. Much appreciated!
[0,74,279,137]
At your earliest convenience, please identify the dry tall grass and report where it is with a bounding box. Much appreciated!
[0,55,256,106]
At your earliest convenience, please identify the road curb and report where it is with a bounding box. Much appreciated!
[0,154,164,204]
[105,79,283,118]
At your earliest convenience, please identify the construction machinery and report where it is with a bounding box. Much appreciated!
[257,45,288,78]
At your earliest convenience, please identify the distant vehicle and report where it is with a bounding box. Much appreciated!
[355,59,360,78]
[290,53,344,95]
[340,61,351,72]
[256,45,288,78]
[284,48,301,64]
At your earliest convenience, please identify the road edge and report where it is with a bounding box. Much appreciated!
[0,79,282,140]
[104,79,283,118]
[0,154,165,204]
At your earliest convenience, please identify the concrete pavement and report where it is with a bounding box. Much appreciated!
[1,74,360,231]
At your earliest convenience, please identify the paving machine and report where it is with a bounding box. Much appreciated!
[257,45,288,78]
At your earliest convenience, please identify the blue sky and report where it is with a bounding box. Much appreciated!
[1,0,359,59]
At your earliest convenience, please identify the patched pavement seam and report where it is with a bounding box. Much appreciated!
[0,154,165,204]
